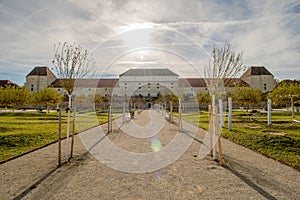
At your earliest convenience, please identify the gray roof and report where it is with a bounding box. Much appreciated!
[26,66,57,78]
[242,66,273,77]
[119,68,178,77]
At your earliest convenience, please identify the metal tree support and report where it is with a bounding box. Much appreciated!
[208,105,213,157]
[57,106,62,167]
[123,101,126,124]
[108,105,112,133]
[219,99,224,128]
[65,94,72,162]
[268,99,272,126]
[215,105,223,165]
[170,101,173,123]
[212,95,217,160]
[178,99,182,132]
[228,97,232,131]
[70,107,76,159]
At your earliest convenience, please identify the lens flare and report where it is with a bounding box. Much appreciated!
[151,139,163,152]
[154,171,164,180]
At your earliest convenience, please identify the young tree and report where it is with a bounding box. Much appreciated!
[52,42,96,95]
[196,90,211,109]
[268,80,300,117]
[205,41,246,83]
[205,41,246,106]
[33,87,62,112]
[94,93,103,105]
[0,86,10,109]
[0,86,31,111]
[230,87,263,110]
[205,41,246,161]
[52,42,96,161]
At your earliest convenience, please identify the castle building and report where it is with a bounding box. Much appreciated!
[25,66,275,97]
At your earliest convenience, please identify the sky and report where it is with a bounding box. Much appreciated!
[0,0,299,85]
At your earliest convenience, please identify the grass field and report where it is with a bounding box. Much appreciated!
[182,110,300,170]
[1,110,299,170]
[0,111,114,163]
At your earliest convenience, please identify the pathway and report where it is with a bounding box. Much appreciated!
[0,110,299,199]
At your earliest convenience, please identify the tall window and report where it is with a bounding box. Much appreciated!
[263,83,267,91]
[31,84,34,91]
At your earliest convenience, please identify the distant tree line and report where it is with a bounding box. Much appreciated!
[0,85,109,112]
[0,86,61,112]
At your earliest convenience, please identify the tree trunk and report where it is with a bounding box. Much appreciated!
[66,94,72,161]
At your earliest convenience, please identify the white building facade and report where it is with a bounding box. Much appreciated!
[117,68,179,98]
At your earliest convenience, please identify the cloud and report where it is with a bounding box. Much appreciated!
[0,0,299,85]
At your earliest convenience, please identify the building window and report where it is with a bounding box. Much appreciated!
[105,88,107,91]
[31,84,34,91]
[171,82,174,85]
[157,87,160,89]
[138,87,141,89]
[88,88,91,91]
[125,87,127,90]
[263,83,267,91]
[139,83,141,85]
[157,83,159,85]
[124,83,127,85]
[58,89,60,91]
[148,83,151,85]
[148,93,151,97]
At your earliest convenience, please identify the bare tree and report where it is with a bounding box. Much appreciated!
[204,41,245,162]
[205,41,245,82]
[52,42,95,94]
[52,42,95,161]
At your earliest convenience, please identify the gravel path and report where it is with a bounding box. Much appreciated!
[0,110,299,200]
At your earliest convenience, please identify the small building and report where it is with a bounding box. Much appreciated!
[26,66,57,92]
[0,80,18,88]
[241,66,275,93]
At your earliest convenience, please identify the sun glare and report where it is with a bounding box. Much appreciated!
[118,22,154,50]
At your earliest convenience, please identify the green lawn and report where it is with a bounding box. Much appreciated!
[1,110,299,170]
[182,111,300,170]
[0,111,113,163]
